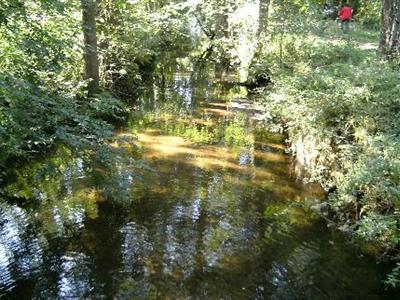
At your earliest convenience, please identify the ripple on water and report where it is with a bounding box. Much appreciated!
[0,242,15,292]
[0,204,32,292]
[120,221,153,276]
[57,252,94,299]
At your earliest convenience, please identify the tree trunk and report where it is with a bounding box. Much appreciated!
[379,0,400,60]
[257,0,271,38]
[254,0,271,54]
[81,0,99,95]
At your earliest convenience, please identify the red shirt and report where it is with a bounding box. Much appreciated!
[339,6,353,21]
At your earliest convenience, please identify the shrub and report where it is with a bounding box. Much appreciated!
[251,21,400,285]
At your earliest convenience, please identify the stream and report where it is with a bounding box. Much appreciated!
[0,60,396,299]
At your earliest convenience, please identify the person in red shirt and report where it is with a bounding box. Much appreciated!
[339,4,353,33]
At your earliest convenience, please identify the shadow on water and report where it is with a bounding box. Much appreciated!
[0,59,398,299]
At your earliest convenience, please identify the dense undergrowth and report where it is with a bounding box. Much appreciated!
[0,1,116,179]
[0,0,191,184]
[251,20,400,286]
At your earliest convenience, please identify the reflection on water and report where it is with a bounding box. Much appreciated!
[0,61,398,299]
[57,252,93,299]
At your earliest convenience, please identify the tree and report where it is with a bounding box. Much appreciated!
[257,0,271,38]
[379,0,400,60]
[81,0,100,94]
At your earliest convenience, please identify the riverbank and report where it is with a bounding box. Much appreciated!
[252,20,400,285]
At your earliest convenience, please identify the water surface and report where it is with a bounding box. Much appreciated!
[0,61,397,299]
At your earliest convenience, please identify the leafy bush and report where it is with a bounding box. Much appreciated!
[0,1,126,179]
[251,21,400,285]
[0,73,124,167]
[356,0,381,29]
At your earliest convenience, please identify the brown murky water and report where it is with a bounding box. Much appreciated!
[0,61,397,299]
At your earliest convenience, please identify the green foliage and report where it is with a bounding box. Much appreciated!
[0,0,396,289]
[224,114,253,146]
[0,0,126,176]
[0,72,121,165]
[183,123,218,144]
[190,0,262,76]
[386,263,400,288]
[97,0,193,98]
[128,109,253,146]
[356,0,381,29]
[251,18,400,285]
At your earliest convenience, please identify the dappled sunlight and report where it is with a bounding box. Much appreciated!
[255,141,287,151]
[359,42,378,50]
[199,101,228,109]
[137,131,245,171]
[201,107,234,116]
[254,149,288,162]
[134,128,321,202]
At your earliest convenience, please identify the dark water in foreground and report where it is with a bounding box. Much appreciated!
[0,62,397,299]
